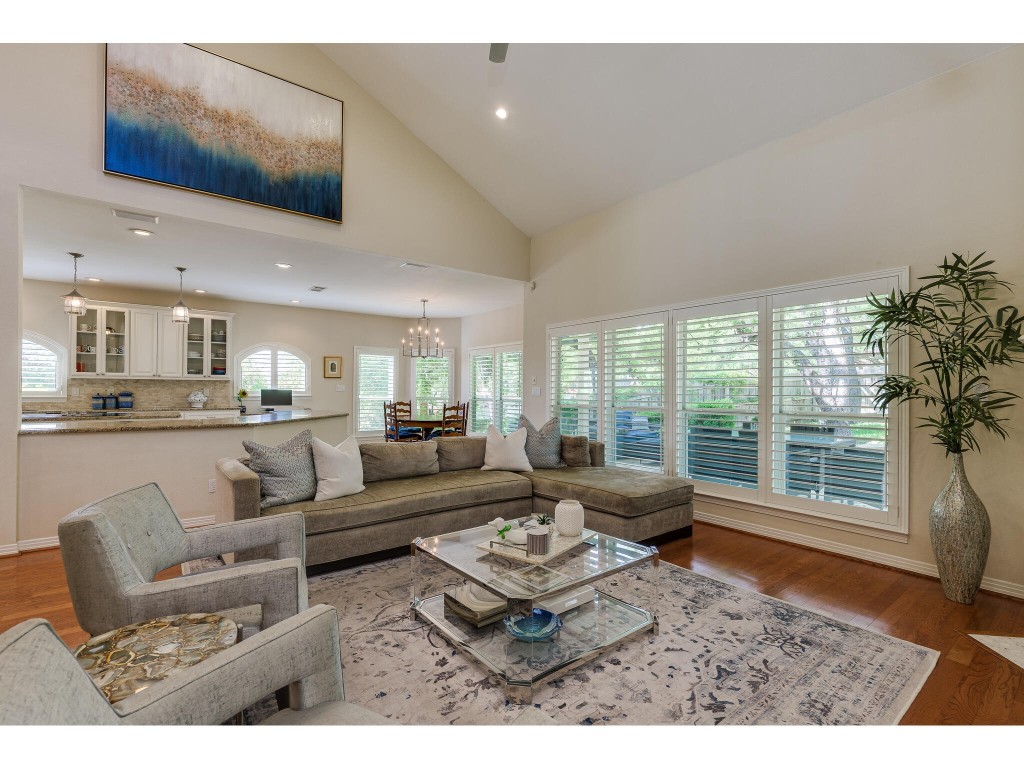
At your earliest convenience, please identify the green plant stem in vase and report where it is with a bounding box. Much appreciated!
[864,252,1024,604]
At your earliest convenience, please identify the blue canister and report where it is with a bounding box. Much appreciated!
[91,393,104,410]
[118,392,134,409]
[104,392,117,410]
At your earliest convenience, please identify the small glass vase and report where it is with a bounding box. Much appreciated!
[238,401,246,414]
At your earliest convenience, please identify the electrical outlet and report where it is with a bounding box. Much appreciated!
[208,479,216,493]
[71,387,80,396]
[335,384,346,392]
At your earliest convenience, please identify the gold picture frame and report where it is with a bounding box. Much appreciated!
[324,356,342,378]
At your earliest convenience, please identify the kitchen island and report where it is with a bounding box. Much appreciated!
[17,410,349,549]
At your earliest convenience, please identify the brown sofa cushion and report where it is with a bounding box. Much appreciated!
[560,436,591,467]
[261,469,531,535]
[434,436,486,471]
[526,467,693,518]
[359,441,439,482]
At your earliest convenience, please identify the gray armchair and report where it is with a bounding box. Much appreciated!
[0,606,389,725]
[58,483,307,636]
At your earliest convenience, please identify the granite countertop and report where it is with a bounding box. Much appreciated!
[19,410,349,435]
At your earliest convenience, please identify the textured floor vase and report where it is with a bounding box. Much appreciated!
[930,454,991,605]
[296,557,938,725]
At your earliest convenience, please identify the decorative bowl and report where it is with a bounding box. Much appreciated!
[503,609,563,641]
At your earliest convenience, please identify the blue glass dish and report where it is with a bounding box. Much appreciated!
[503,609,563,641]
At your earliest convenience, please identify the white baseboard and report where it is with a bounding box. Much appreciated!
[0,543,19,557]
[694,509,1024,601]
[14,515,216,552]
[17,536,58,552]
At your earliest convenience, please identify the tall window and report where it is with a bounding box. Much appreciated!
[355,347,398,433]
[413,350,454,418]
[549,327,599,439]
[236,344,310,396]
[603,315,666,472]
[469,345,522,433]
[547,270,905,532]
[768,282,893,524]
[22,332,66,399]
[676,301,759,492]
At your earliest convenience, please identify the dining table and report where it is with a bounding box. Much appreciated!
[397,417,443,440]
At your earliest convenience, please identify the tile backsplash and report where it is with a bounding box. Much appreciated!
[23,380,236,412]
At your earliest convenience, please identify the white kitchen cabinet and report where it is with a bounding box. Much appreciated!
[184,313,232,380]
[70,305,129,378]
[129,309,185,378]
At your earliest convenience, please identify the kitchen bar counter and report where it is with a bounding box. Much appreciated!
[19,409,348,435]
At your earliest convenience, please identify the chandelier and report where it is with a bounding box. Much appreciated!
[402,299,444,357]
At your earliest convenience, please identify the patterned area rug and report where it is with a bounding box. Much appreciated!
[299,557,937,725]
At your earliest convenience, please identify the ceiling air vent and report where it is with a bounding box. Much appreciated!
[309,286,327,292]
[400,262,429,270]
[111,208,159,224]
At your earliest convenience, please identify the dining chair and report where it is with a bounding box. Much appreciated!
[384,401,422,442]
[438,402,468,437]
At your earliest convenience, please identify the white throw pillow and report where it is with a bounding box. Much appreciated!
[481,424,533,472]
[312,435,365,501]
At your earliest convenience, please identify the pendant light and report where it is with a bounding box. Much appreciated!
[401,299,444,357]
[62,252,88,316]
[171,266,190,324]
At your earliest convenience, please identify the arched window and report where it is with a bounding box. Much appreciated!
[235,344,311,397]
[22,332,67,399]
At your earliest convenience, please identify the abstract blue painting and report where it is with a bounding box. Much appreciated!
[104,44,343,222]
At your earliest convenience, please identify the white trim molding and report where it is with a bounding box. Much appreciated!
[15,515,216,552]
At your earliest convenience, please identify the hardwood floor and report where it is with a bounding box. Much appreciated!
[2,521,1022,724]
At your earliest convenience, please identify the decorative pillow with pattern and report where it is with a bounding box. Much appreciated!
[242,429,317,509]
[560,435,592,467]
[518,415,565,469]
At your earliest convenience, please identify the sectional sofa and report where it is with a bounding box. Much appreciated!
[216,436,693,568]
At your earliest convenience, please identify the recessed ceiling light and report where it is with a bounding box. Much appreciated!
[495,107,508,120]
[128,228,154,237]
[275,263,292,269]
[194,289,207,294]
[86,277,102,282]
[290,299,300,304]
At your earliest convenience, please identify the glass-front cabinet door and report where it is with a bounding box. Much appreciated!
[185,317,206,376]
[184,314,232,379]
[210,317,229,378]
[71,306,128,377]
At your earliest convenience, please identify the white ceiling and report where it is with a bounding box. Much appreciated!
[21,188,525,318]
[319,43,1009,236]
[22,45,1009,315]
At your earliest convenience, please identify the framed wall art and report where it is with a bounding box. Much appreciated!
[104,44,343,222]
[324,356,342,378]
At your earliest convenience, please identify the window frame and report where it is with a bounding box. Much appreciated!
[468,343,523,435]
[411,348,455,418]
[547,268,909,538]
[354,346,399,436]
[21,331,67,401]
[234,343,312,399]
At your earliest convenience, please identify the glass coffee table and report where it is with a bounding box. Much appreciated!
[410,520,659,702]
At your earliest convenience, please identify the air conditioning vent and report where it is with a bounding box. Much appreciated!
[400,262,429,270]
[309,286,327,292]
[111,209,159,224]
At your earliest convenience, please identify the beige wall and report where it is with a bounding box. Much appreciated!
[22,279,459,417]
[525,46,1024,596]
[0,43,527,551]
[459,302,525,401]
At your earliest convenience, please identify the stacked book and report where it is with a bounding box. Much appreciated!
[443,583,507,628]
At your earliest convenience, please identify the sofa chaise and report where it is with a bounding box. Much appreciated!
[216,435,693,568]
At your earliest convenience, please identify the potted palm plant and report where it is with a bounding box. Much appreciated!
[864,253,1023,603]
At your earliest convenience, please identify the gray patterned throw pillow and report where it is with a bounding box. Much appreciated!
[518,415,565,469]
[243,429,317,509]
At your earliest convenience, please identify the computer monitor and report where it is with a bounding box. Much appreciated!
[259,389,293,411]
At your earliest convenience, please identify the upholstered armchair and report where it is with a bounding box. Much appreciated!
[58,483,307,636]
[0,606,389,725]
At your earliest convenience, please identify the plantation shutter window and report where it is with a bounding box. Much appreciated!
[603,314,667,473]
[356,347,398,433]
[676,301,760,493]
[22,334,65,398]
[549,326,600,439]
[414,350,454,418]
[768,277,899,526]
[238,345,310,396]
[469,345,523,434]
